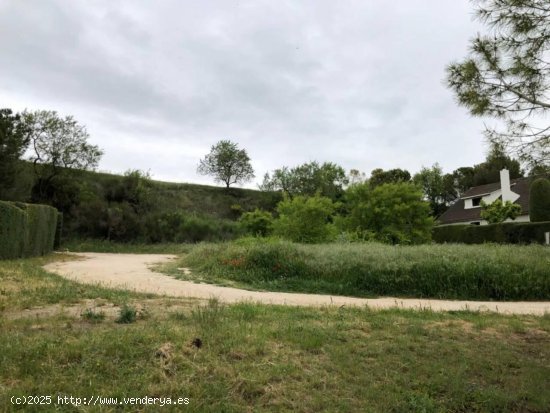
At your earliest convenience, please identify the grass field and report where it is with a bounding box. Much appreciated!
[1,253,550,412]
[168,238,550,301]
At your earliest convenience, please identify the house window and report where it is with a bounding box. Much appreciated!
[472,197,482,207]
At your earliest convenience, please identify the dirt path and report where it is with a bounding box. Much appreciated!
[44,252,550,315]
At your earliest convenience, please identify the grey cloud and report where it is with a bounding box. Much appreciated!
[0,0,488,186]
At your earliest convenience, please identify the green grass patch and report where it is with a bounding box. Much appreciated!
[1,256,549,412]
[1,300,549,412]
[169,238,550,300]
[0,254,152,311]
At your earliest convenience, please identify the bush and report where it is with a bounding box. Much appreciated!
[433,221,550,244]
[116,304,137,324]
[530,178,550,222]
[345,182,433,244]
[145,211,242,243]
[0,201,58,259]
[272,195,337,243]
[238,209,273,236]
[480,199,521,223]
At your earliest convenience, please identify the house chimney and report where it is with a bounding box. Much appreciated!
[500,168,512,202]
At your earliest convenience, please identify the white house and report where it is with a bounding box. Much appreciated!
[438,169,531,226]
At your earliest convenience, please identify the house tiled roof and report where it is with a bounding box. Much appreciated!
[438,176,534,225]
[461,182,500,198]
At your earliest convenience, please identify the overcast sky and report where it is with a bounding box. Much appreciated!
[0,0,490,188]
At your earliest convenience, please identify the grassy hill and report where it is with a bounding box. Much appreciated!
[74,168,280,219]
[4,162,281,242]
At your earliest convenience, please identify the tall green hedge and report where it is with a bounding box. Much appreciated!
[433,221,550,244]
[529,178,550,222]
[0,201,58,259]
[54,212,63,249]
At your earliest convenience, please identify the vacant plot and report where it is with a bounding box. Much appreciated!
[45,252,550,314]
[1,253,550,412]
[173,239,550,301]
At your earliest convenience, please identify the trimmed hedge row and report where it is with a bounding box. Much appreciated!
[433,221,550,244]
[0,201,58,259]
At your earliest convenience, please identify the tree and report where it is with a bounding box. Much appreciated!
[443,144,524,202]
[345,182,433,244]
[529,177,550,221]
[369,168,411,188]
[260,161,348,200]
[0,109,29,199]
[259,167,298,195]
[448,167,476,198]
[528,163,550,176]
[22,110,103,203]
[471,143,523,186]
[347,169,367,186]
[446,0,550,166]
[480,199,522,223]
[197,140,254,188]
[272,195,337,243]
[413,164,455,217]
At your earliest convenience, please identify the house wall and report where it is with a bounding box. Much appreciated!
[510,214,530,223]
[464,190,501,210]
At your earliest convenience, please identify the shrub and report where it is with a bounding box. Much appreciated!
[238,209,273,236]
[530,178,550,222]
[433,221,550,244]
[272,195,337,243]
[345,182,433,244]
[480,199,521,223]
[144,211,242,243]
[116,304,137,324]
[0,201,58,259]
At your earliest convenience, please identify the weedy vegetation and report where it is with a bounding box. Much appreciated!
[167,238,550,301]
[81,308,106,323]
[0,251,549,412]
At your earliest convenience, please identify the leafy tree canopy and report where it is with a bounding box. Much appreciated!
[0,109,28,199]
[447,0,550,167]
[272,195,337,243]
[20,110,103,206]
[369,168,411,188]
[260,161,348,201]
[413,164,456,217]
[470,143,523,186]
[344,181,433,244]
[22,110,103,199]
[197,140,254,188]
